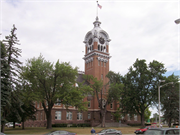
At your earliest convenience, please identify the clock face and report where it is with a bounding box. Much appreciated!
[88,38,92,45]
[99,37,105,44]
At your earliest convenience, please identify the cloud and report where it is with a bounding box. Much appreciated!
[1,0,179,77]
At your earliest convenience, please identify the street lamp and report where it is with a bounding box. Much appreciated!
[175,18,180,24]
[158,80,173,127]
[174,19,180,127]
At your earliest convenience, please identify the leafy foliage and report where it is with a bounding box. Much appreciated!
[119,59,166,126]
[161,74,179,127]
[84,72,124,127]
[22,55,93,129]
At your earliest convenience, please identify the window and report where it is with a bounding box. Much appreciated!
[98,61,100,66]
[66,112,72,120]
[104,62,106,67]
[88,101,91,108]
[36,114,38,120]
[77,112,83,120]
[110,103,113,109]
[37,102,39,108]
[88,113,91,119]
[111,115,113,120]
[101,61,103,67]
[101,74,103,80]
[134,114,137,121]
[55,99,61,106]
[127,114,130,121]
[41,112,42,120]
[55,111,61,120]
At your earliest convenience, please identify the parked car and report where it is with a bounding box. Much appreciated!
[144,128,180,135]
[5,122,13,128]
[134,126,157,134]
[95,129,122,135]
[0,132,6,135]
[46,130,77,135]
[15,123,21,127]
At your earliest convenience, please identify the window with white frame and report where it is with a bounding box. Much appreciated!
[127,114,130,121]
[55,99,61,106]
[101,74,103,80]
[88,101,91,108]
[98,61,100,66]
[77,112,83,120]
[88,113,91,119]
[66,112,72,120]
[55,111,61,120]
[134,114,137,121]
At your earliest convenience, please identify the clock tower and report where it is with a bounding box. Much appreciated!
[83,17,112,123]
[83,16,111,82]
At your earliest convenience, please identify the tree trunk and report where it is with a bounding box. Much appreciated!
[46,110,52,129]
[1,124,5,133]
[101,110,106,128]
[22,121,25,130]
[13,121,15,128]
[141,113,145,126]
[168,118,171,127]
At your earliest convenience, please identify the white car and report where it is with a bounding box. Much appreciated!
[95,129,122,135]
[5,122,13,128]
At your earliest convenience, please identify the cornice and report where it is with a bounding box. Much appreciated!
[83,51,111,60]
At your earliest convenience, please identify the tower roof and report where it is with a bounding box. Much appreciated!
[83,17,111,44]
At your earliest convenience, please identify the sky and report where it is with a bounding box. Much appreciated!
[1,0,180,118]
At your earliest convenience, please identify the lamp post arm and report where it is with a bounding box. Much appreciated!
[159,82,173,88]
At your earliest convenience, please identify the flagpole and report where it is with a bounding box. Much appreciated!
[96,1,98,17]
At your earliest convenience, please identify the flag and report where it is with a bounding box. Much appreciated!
[97,3,102,9]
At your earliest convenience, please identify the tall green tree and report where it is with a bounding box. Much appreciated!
[120,59,166,126]
[1,25,23,133]
[84,71,124,127]
[161,74,179,127]
[22,55,93,129]
[1,41,11,126]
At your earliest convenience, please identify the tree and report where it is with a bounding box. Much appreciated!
[120,59,166,126]
[1,41,11,127]
[144,107,151,122]
[22,55,93,129]
[1,25,22,133]
[161,74,179,127]
[84,71,124,127]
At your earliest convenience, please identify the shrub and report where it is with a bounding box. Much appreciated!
[52,123,67,127]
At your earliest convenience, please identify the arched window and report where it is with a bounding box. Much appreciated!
[98,45,100,50]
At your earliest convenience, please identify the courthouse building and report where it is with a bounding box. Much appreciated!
[24,17,141,127]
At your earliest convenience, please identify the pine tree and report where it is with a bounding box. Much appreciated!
[1,25,23,132]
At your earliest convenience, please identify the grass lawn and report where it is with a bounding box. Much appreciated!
[4,126,138,134]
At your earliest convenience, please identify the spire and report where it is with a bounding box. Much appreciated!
[93,16,101,27]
